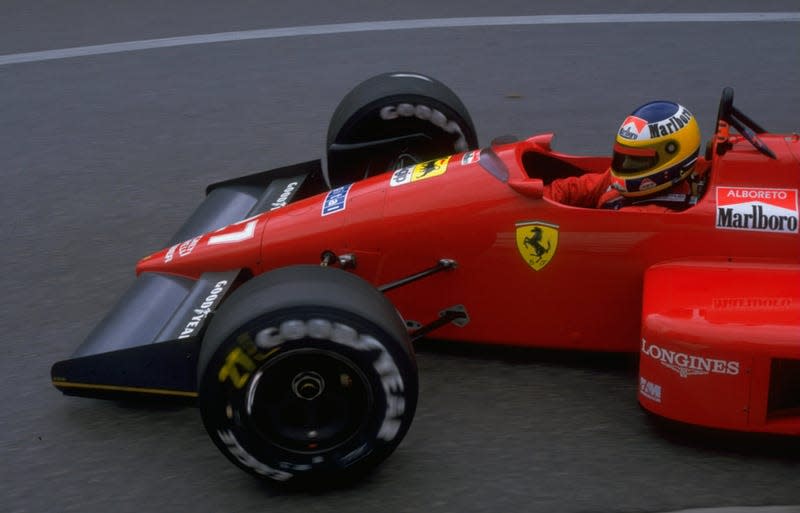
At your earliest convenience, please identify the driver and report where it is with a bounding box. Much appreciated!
[547,100,706,209]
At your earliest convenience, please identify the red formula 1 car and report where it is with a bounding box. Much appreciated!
[52,72,800,484]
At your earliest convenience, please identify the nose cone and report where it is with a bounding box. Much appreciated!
[137,216,264,278]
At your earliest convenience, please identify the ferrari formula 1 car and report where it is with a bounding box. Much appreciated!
[52,72,800,484]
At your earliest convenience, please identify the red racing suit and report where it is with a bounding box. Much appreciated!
[545,165,708,211]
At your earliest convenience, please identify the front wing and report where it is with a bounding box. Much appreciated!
[51,160,326,400]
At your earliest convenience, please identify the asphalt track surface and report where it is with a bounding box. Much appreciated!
[2,2,799,512]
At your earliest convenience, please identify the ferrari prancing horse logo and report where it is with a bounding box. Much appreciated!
[515,221,559,271]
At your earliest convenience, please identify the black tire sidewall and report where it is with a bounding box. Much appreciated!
[327,72,477,150]
[197,266,417,483]
[325,72,478,187]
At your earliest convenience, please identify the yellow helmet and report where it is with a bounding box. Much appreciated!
[611,101,701,197]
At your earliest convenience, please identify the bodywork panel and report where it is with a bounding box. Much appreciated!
[640,261,800,434]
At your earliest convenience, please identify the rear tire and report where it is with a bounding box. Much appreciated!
[326,71,479,188]
[197,266,417,485]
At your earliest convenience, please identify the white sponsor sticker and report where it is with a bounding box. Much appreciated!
[641,339,740,378]
[461,150,480,165]
[716,187,799,233]
[270,181,299,211]
[178,280,228,339]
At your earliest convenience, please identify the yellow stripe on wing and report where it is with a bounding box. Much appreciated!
[53,380,199,398]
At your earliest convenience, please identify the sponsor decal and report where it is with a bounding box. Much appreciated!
[647,106,694,139]
[270,181,299,211]
[712,296,793,311]
[321,183,352,216]
[390,157,451,187]
[716,187,799,233]
[217,429,293,481]
[164,235,201,263]
[218,346,258,389]
[639,178,657,191]
[178,236,201,257]
[217,332,277,390]
[178,280,228,339]
[380,103,468,152]
[339,443,370,465]
[640,339,740,378]
[461,150,481,165]
[164,244,178,263]
[208,218,259,245]
[639,376,662,403]
[515,221,559,271]
[618,115,648,140]
[610,175,626,192]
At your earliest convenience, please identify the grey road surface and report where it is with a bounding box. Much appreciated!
[2,2,799,512]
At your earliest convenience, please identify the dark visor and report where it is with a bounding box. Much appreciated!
[612,143,659,174]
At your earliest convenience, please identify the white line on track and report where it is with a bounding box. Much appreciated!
[1,12,798,66]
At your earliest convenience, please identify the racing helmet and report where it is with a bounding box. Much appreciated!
[611,101,701,197]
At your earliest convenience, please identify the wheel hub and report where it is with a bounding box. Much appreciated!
[292,371,325,400]
[247,348,373,454]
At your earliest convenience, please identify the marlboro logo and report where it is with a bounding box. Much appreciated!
[618,115,648,140]
[646,106,693,139]
[716,187,798,233]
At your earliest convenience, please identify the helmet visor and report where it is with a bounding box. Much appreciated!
[612,143,659,175]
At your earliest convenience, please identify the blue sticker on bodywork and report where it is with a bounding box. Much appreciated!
[322,184,352,216]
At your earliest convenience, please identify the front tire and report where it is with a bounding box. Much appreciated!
[197,266,417,485]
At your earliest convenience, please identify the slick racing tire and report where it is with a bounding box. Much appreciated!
[325,71,479,188]
[197,265,417,485]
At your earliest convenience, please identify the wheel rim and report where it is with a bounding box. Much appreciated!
[246,349,373,454]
